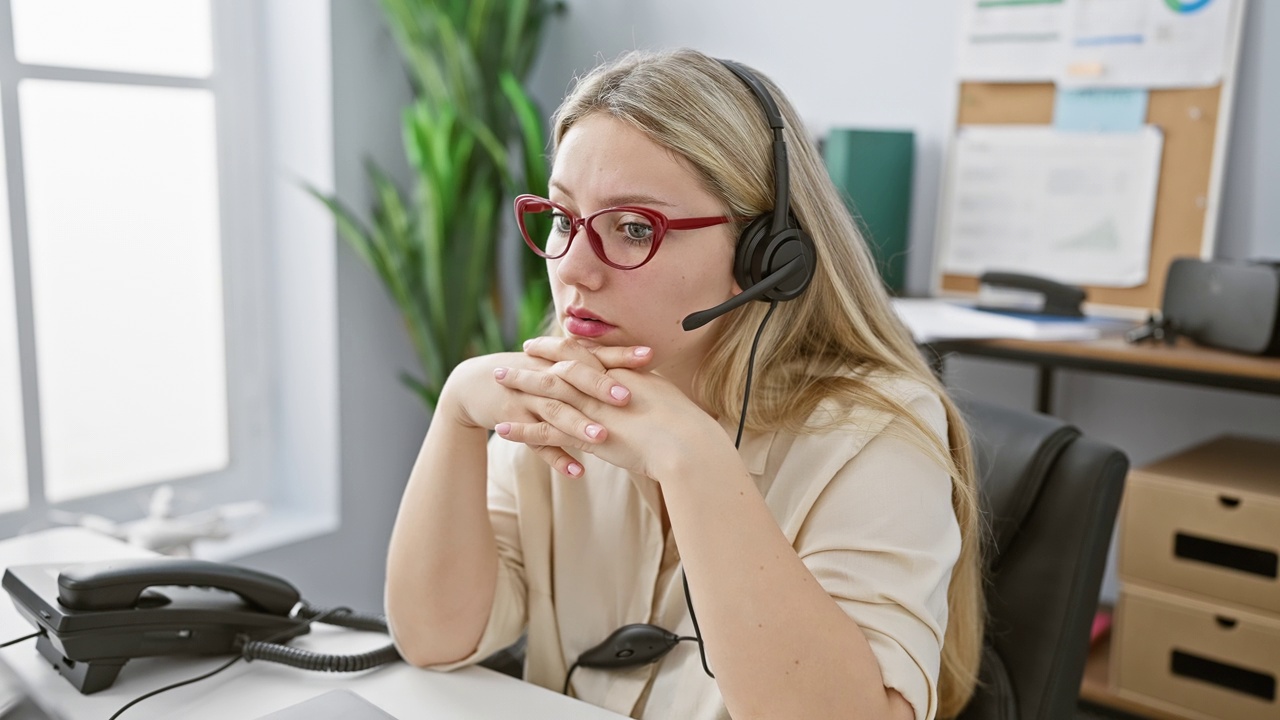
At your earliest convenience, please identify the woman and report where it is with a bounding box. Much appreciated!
[386,49,983,720]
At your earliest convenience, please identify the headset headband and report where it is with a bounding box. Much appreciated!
[717,59,791,237]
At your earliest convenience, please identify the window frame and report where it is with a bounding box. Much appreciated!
[0,0,284,537]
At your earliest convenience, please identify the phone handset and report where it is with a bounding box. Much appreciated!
[58,558,301,615]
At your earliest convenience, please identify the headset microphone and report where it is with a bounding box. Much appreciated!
[681,257,806,331]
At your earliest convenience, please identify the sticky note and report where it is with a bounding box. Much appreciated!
[1067,61,1106,78]
[1054,88,1149,132]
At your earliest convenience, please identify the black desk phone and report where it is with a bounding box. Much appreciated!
[2,557,399,694]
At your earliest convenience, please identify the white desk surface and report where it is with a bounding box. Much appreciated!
[0,527,626,720]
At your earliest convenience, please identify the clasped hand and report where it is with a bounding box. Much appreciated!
[446,337,721,481]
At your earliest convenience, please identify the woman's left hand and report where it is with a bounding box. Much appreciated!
[493,336,728,481]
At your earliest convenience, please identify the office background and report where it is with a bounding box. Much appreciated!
[235,0,1280,613]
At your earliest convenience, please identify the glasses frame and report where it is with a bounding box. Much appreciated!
[514,194,745,270]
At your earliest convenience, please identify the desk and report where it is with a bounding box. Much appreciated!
[0,528,626,720]
[927,336,1280,414]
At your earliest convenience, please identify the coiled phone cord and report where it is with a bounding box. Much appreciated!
[239,603,402,671]
[109,603,401,719]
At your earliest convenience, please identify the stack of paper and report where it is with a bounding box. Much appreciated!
[892,298,1124,343]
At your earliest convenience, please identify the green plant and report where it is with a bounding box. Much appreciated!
[313,0,560,411]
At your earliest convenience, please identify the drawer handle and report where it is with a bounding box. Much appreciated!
[1174,532,1279,579]
[1214,616,1238,629]
[1218,495,1241,508]
[1171,649,1275,701]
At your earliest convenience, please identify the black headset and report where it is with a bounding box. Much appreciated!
[681,59,817,332]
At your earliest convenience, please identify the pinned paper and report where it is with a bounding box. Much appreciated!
[1059,0,1238,88]
[940,125,1164,288]
[1054,88,1149,132]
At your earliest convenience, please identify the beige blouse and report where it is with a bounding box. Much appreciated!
[432,377,960,720]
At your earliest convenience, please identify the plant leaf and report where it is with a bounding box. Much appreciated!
[330,0,564,413]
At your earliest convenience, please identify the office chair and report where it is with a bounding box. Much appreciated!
[956,399,1128,720]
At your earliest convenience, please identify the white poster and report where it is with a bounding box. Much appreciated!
[957,0,1241,88]
[957,0,1068,82]
[940,125,1164,288]
[1060,0,1239,88]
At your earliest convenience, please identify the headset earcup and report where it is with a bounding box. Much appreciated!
[734,215,816,301]
[762,228,816,300]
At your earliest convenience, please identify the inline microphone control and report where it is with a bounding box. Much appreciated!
[574,624,683,669]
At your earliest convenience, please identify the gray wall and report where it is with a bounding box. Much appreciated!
[240,0,1280,611]
[1218,0,1280,261]
[235,0,424,612]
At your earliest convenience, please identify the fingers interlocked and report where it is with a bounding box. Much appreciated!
[491,338,649,478]
[493,364,608,445]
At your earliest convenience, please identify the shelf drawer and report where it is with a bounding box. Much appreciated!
[1119,436,1280,615]
[1113,584,1280,720]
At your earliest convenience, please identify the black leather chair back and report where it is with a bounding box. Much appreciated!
[956,400,1128,720]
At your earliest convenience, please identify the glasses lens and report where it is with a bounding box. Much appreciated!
[520,203,569,257]
[587,210,660,268]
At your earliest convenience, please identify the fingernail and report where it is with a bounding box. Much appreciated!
[584,424,602,439]
[610,385,630,401]
[523,339,534,350]
[493,367,507,380]
[566,462,583,477]
[634,346,651,357]
[495,422,511,435]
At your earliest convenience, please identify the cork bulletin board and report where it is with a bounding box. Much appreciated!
[934,3,1248,313]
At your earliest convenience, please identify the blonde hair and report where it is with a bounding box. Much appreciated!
[551,49,984,716]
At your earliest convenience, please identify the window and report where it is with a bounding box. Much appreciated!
[0,0,273,534]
